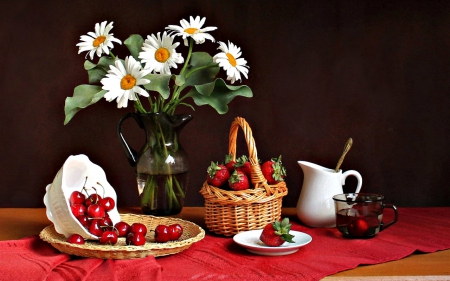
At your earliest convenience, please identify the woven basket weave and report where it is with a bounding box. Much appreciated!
[200,117,288,236]
[39,213,205,259]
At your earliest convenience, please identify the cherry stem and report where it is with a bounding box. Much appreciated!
[82,177,90,197]
[97,182,106,198]
[90,186,99,203]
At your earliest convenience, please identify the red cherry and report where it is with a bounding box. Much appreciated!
[88,219,104,237]
[114,221,131,237]
[67,234,85,244]
[69,191,86,205]
[70,204,86,217]
[85,194,102,206]
[76,214,90,228]
[87,204,105,219]
[98,217,113,231]
[348,217,369,237]
[100,197,116,212]
[126,232,146,246]
[168,224,183,240]
[125,232,134,245]
[99,230,118,245]
[154,225,170,243]
[130,223,147,236]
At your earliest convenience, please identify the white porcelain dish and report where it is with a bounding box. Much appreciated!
[43,154,121,240]
[233,230,312,256]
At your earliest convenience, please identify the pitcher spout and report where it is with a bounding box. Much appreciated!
[168,113,193,132]
[298,160,315,170]
[298,160,331,173]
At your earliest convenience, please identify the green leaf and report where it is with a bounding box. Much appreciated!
[143,74,172,99]
[181,52,219,90]
[84,60,96,70]
[64,85,106,125]
[85,56,116,84]
[174,74,185,86]
[124,34,144,60]
[186,78,253,114]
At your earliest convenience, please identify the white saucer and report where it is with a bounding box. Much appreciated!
[233,229,312,256]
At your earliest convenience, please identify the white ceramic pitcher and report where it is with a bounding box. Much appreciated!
[296,161,362,227]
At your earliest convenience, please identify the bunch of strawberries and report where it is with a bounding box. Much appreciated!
[206,154,287,190]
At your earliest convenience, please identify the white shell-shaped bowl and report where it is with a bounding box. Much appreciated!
[44,154,121,240]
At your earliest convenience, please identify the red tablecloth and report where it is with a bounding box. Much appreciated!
[1,207,449,281]
[158,207,450,280]
[0,237,161,281]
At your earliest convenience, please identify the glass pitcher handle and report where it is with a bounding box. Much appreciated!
[117,113,141,167]
[380,203,398,231]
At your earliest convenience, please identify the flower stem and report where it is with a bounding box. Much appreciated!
[169,38,194,105]
[134,95,147,113]
[147,96,154,112]
[166,176,173,210]
[166,95,189,114]
[179,38,194,77]
[141,175,156,209]
[174,176,185,198]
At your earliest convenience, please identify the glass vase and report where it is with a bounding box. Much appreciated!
[117,112,192,215]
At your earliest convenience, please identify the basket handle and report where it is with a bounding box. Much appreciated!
[228,117,272,194]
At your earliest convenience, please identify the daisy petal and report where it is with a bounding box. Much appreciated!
[101,56,150,108]
[77,21,122,59]
[138,32,184,75]
[214,41,249,84]
[165,16,216,45]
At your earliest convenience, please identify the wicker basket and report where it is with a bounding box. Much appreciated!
[39,213,205,259]
[200,117,288,236]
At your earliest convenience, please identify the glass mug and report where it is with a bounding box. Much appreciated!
[332,193,398,238]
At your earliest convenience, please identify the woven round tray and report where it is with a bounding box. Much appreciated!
[200,117,288,236]
[39,213,205,259]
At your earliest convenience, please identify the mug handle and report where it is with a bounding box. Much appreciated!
[380,204,398,231]
[341,170,362,193]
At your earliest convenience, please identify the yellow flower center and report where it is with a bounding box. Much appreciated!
[120,74,136,90]
[226,53,237,67]
[184,27,198,34]
[93,36,106,47]
[155,48,170,63]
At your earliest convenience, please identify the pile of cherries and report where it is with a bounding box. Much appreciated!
[65,180,183,246]
[67,219,149,246]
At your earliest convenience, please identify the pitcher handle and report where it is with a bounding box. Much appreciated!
[341,170,362,193]
[117,113,142,167]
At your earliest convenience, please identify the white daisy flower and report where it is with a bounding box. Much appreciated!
[101,56,151,108]
[76,21,122,60]
[166,16,217,46]
[213,41,249,84]
[138,32,184,74]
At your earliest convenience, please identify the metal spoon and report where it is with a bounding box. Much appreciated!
[335,138,353,172]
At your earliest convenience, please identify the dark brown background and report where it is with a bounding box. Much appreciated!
[1,0,449,208]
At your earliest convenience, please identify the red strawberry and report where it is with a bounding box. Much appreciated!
[228,170,250,191]
[224,154,236,173]
[261,155,286,184]
[207,161,230,187]
[235,155,252,178]
[259,218,295,247]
